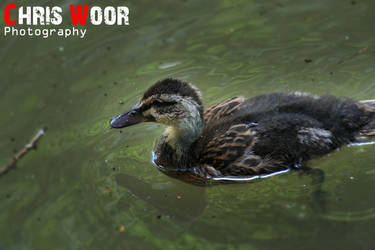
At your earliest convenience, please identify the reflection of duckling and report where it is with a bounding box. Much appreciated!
[110,78,375,185]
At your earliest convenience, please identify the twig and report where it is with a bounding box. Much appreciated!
[337,45,370,64]
[0,128,46,176]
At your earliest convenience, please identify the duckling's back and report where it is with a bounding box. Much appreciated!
[197,92,375,172]
[204,92,373,139]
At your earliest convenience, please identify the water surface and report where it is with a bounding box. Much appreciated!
[1,0,375,249]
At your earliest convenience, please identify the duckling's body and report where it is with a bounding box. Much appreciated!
[110,79,375,185]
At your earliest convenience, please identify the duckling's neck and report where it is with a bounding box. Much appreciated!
[156,115,203,169]
[165,116,203,147]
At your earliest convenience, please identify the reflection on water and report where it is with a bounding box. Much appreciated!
[1,0,375,249]
[348,141,375,147]
[115,172,207,222]
[212,168,291,182]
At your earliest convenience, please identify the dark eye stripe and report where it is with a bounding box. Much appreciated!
[140,100,177,113]
[153,100,177,107]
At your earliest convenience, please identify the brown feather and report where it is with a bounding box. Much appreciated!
[204,97,244,124]
[199,123,288,177]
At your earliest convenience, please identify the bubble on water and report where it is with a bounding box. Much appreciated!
[58,46,64,52]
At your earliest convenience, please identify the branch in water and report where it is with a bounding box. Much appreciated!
[0,128,46,176]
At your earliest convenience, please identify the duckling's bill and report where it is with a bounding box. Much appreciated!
[110,107,146,128]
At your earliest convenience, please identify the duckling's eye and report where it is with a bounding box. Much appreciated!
[152,100,177,107]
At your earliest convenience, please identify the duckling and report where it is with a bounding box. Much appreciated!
[110,78,375,185]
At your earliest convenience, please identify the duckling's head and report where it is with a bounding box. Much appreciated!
[110,79,203,141]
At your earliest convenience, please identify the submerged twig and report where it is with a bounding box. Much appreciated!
[0,128,46,176]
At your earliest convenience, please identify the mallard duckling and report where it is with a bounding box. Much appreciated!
[110,78,375,185]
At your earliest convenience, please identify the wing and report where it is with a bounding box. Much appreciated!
[251,113,336,165]
[204,97,244,125]
[200,124,287,177]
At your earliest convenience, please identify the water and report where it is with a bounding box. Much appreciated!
[1,0,375,249]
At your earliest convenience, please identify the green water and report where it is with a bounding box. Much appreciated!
[1,0,375,249]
